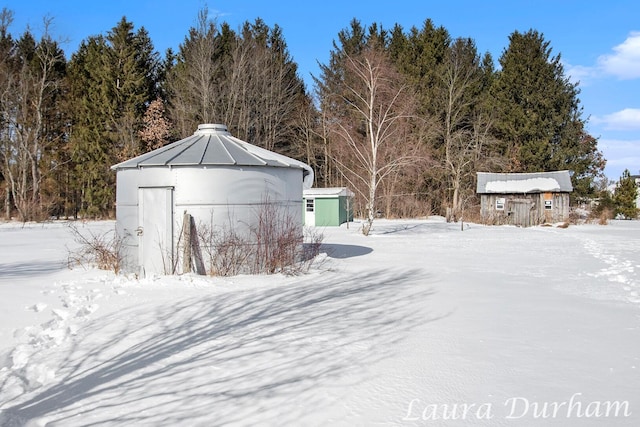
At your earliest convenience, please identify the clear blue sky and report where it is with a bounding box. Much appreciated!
[3,0,639,181]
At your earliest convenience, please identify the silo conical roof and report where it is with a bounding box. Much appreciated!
[111,124,314,188]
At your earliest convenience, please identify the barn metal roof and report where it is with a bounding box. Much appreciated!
[476,171,573,194]
[111,124,314,187]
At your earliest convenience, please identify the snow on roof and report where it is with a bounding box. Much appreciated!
[486,177,560,193]
[476,171,573,194]
[304,187,354,197]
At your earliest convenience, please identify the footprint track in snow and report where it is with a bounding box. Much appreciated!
[1,279,106,394]
[581,237,640,305]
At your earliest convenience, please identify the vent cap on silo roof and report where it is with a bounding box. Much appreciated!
[195,123,228,134]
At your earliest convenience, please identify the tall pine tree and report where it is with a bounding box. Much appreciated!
[67,36,114,217]
[67,18,159,218]
[490,29,604,197]
[614,169,638,219]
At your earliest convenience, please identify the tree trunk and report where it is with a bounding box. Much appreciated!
[452,179,460,221]
[4,183,9,220]
[364,171,376,236]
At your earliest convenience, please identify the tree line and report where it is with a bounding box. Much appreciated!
[0,7,606,222]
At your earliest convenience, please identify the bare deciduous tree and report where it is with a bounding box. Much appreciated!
[227,22,304,151]
[438,38,498,221]
[167,7,220,137]
[328,50,420,235]
[0,16,65,221]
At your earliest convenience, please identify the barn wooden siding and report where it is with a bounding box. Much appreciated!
[480,192,570,227]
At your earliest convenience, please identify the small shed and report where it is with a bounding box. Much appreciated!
[477,170,573,227]
[631,174,640,209]
[111,124,314,276]
[303,187,354,226]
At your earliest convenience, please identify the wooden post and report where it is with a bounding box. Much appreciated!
[182,211,192,273]
[346,194,350,229]
[190,215,206,275]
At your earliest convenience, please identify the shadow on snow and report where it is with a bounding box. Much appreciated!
[0,261,67,280]
[1,268,445,426]
[320,243,373,259]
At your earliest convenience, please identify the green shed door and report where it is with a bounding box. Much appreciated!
[315,198,340,226]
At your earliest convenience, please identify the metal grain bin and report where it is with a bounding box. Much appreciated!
[111,124,314,276]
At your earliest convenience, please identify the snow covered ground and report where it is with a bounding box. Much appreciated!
[1,217,639,426]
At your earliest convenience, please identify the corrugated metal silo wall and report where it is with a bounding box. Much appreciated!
[115,165,304,275]
[115,167,176,274]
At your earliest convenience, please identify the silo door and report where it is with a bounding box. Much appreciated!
[138,187,174,276]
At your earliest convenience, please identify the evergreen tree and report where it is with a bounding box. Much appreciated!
[67,36,115,217]
[566,130,606,201]
[614,169,638,219]
[313,18,368,103]
[167,9,308,155]
[390,20,454,215]
[395,19,450,117]
[67,17,159,218]
[107,17,160,160]
[239,19,307,151]
[490,29,604,197]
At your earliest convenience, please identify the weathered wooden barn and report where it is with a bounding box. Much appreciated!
[477,171,573,227]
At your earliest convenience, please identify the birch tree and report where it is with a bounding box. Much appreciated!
[329,50,418,235]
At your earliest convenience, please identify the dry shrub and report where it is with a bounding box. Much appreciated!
[252,202,301,273]
[480,212,508,226]
[461,205,483,224]
[196,221,252,277]
[251,201,325,275]
[67,223,122,273]
[589,207,613,225]
[587,206,613,225]
[568,209,584,225]
[300,226,324,267]
[193,203,324,277]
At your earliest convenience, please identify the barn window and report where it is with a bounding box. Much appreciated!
[306,198,315,212]
[544,192,553,210]
[495,198,505,210]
